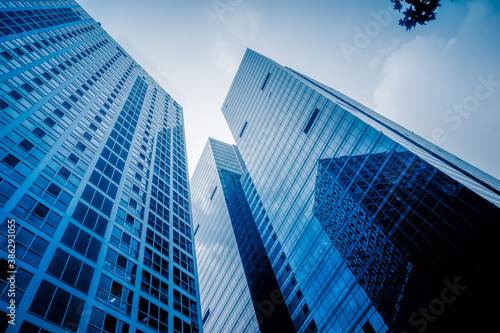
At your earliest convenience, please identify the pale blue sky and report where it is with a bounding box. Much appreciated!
[78,0,500,179]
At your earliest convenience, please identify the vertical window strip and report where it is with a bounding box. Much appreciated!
[304,108,320,134]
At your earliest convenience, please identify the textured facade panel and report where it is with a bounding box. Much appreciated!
[221,49,500,332]
[0,2,201,333]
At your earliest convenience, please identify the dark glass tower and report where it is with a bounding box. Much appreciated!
[0,1,201,332]
[220,49,500,332]
[191,138,295,333]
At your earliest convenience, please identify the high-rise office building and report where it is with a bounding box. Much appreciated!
[191,138,295,333]
[0,1,201,332]
[221,49,500,332]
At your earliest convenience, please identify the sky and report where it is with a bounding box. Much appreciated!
[77,0,500,180]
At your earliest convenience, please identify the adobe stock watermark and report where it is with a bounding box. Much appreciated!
[253,288,285,325]
[339,3,395,63]
[143,64,170,87]
[431,74,500,144]
[6,218,17,326]
[402,276,467,333]
[212,0,244,22]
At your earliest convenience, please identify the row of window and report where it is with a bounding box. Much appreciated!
[0,7,85,37]
[96,274,134,316]
[0,23,96,65]
[0,219,49,267]
[11,194,62,236]
[29,280,85,332]
[61,222,102,262]
[47,247,94,294]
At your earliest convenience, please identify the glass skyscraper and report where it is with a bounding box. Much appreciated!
[0,1,201,332]
[191,138,295,333]
[220,49,500,332]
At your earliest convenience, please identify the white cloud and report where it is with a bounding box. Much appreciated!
[224,9,261,40]
[212,41,240,76]
[372,0,500,178]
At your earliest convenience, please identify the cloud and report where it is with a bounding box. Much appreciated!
[225,9,261,40]
[372,0,500,178]
[212,42,240,76]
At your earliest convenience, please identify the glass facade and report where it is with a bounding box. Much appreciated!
[192,138,295,333]
[0,1,201,333]
[221,49,500,332]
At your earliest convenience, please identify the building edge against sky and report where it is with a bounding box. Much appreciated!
[218,48,500,332]
[191,138,295,333]
[0,1,201,333]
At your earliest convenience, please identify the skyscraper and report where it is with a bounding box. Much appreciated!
[191,138,295,333]
[0,1,201,332]
[220,49,500,332]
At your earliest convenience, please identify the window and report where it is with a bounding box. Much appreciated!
[32,78,44,86]
[8,90,22,100]
[0,265,33,304]
[103,248,137,284]
[202,309,210,325]
[173,266,196,296]
[141,269,168,305]
[62,101,72,110]
[0,220,49,267]
[174,316,198,333]
[44,117,56,127]
[146,228,169,256]
[61,223,101,262]
[110,226,140,259]
[29,175,72,211]
[303,108,320,134]
[21,83,34,93]
[261,73,271,90]
[173,290,198,323]
[19,139,34,152]
[210,186,217,200]
[173,248,194,274]
[362,321,376,333]
[89,170,119,198]
[32,127,46,139]
[138,297,168,332]
[13,48,24,56]
[54,108,64,118]
[58,166,71,180]
[12,195,62,236]
[116,208,142,237]
[71,202,108,237]
[0,178,16,207]
[0,98,9,110]
[148,212,169,238]
[47,248,94,293]
[81,185,113,216]
[144,247,169,278]
[19,321,47,332]
[173,230,192,254]
[88,307,130,333]
[96,275,133,315]
[173,215,191,238]
[29,280,85,332]
[2,154,20,168]
[0,51,13,60]
[42,72,53,81]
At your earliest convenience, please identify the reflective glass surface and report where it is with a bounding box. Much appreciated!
[0,1,201,332]
[221,49,500,333]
